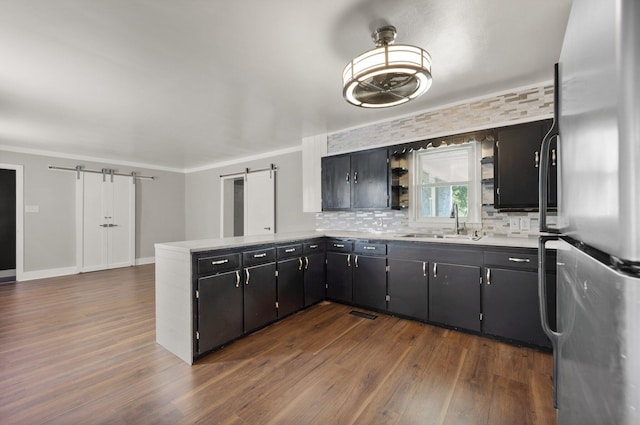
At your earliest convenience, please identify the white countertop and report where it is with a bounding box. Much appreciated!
[155,230,541,253]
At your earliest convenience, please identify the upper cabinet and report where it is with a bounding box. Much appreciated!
[494,119,556,211]
[321,149,390,210]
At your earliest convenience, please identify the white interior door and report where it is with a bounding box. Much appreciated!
[245,170,275,235]
[78,173,135,272]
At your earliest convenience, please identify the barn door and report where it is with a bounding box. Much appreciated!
[77,172,135,272]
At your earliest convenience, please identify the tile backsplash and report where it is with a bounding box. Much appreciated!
[316,83,555,238]
[316,207,553,239]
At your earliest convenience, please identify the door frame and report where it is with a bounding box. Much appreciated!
[220,173,245,238]
[0,164,24,282]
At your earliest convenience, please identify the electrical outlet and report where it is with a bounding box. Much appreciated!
[520,217,531,231]
[509,217,520,230]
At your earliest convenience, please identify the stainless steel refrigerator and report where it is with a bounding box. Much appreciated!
[538,0,640,424]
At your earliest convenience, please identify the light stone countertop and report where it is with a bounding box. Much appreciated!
[155,230,542,253]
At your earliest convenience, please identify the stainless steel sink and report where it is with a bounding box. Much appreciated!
[399,233,482,241]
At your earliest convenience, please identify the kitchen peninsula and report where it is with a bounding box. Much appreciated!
[155,231,554,364]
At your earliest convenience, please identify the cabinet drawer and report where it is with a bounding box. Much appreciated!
[326,239,353,253]
[243,247,276,267]
[484,251,537,270]
[197,253,241,275]
[303,240,325,254]
[354,242,386,256]
[277,244,303,260]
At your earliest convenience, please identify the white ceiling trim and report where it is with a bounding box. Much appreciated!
[184,145,303,175]
[0,144,184,173]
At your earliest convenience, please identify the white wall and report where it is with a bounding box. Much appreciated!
[185,149,315,240]
[0,149,185,275]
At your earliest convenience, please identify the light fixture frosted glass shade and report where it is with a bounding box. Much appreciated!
[343,44,432,108]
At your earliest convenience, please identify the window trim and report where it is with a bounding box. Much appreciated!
[409,143,481,226]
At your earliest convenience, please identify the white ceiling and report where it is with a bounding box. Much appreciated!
[0,0,571,172]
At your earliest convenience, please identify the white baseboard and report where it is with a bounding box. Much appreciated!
[135,257,155,265]
[19,259,154,282]
[20,266,79,282]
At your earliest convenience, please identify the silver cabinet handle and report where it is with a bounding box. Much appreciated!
[363,246,376,250]
[285,248,296,253]
[254,253,267,258]
[334,243,344,248]
[235,271,240,288]
[355,255,359,268]
[551,149,557,166]
[422,261,426,277]
[433,263,437,278]
[304,256,309,270]
[212,259,229,265]
[486,268,491,285]
[347,254,351,267]
[298,258,303,271]
[508,257,531,263]
[245,268,250,285]
[534,151,540,168]
[309,244,318,249]
[346,173,350,183]
[99,224,108,227]
[354,171,358,183]
[263,227,271,231]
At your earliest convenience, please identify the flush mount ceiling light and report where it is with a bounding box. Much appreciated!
[342,25,432,108]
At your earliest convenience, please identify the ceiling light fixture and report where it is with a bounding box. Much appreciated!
[342,25,432,108]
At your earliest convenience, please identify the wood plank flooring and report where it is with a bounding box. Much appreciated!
[0,265,556,424]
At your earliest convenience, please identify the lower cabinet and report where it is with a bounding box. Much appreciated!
[304,252,326,306]
[326,251,353,303]
[387,258,428,321]
[243,262,277,333]
[429,262,481,332]
[353,254,387,311]
[277,257,304,318]
[482,267,549,347]
[196,270,243,355]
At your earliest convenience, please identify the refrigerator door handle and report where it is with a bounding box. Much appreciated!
[539,63,561,234]
[538,235,563,408]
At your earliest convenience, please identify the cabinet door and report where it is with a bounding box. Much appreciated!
[277,257,304,318]
[353,255,387,311]
[495,121,547,210]
[326,252,353,303]
[482,267,550,347]
[429,263,481,332]
[243,263,277,333]
[197,270,243,354]
[388,259,428,321]
[304,253,326,306]
[351,149,389,209]
[321,155,351,210]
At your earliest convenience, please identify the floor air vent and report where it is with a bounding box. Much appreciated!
[349,310,377,320]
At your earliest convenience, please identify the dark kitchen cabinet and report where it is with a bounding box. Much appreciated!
[387,258,429,321]
[321,155,351,210]
[321,149,389,210]
[353,255,387,311]
[303,241,326,306]
[482,249,556,348]
[326,252,353,303]
[494,119,555,210]
[429,262,481,332]
[243,248,277,333]
[196,269,243,355]
[277,257,304,319]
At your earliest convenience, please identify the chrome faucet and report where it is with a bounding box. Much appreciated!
[450,202,464,235]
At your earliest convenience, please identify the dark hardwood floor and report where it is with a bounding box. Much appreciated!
[0,265,556,424]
